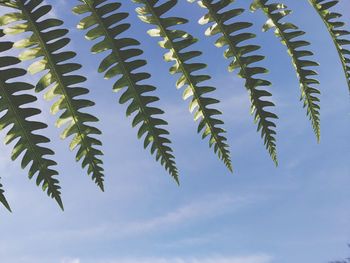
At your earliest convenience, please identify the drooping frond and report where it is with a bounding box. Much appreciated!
[73,0,179,182]
[0,179,11,212]
[251,0,321,141]
[309,0,350,93]
[190,0,278,165]
[0,33,62,209]
[0,0,105,191]
[133,0,233,172]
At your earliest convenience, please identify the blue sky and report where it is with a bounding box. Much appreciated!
[0,0,349,263]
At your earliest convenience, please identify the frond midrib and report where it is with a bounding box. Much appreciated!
[83,0,178,180]
[143,0,232,171]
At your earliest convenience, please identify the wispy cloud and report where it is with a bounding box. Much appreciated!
[117,194,255,236]
[22,193,261,243]
[61,258,80,263]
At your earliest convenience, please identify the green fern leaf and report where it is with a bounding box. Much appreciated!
[309,0,350,93]
[0,32,63,210]
[73,0,179,182]
[0,0,105,191]
[190,0,278,165]
[133,0,233,172]
[0,180,11,212]
[251,0,321,141]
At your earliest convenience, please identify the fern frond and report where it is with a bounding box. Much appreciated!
[309,0,350,93]
[0,33,63,209]
[0,180,11,212]
[73,0,179,182]
[251,0,321,141]
[0,0,105,191]
[190,0,278,165]
[133,0,232,172]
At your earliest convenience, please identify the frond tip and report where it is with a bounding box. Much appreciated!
[73,0,179,182]
[134,0,233,172]
[191,0,278,165]
[251,0,321,141]
[0,32,63,210]
[309,0,350,93]
[0,180,12,212]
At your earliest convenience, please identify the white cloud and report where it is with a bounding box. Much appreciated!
[61,258,80,263]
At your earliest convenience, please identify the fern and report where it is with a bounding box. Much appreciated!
[133,0,233,172]
[309,0,350,93]
[73,0,179,182]
[0,0,105,191]
[251,0,321,141]
[189,0,278,165]
[0,32,63,210]
[0,0,347,212]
